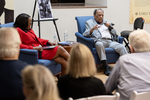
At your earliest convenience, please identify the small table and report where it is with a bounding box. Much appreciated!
[58,41,78,53]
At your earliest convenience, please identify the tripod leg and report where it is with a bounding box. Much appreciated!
[53,20,61,42]
[123,39,130,53]
[31,0,37,28]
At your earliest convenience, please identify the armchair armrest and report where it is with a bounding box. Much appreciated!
[75,32,94,51]
[118,36,124,44]
[0,22,14,28]
[19,49,38,64]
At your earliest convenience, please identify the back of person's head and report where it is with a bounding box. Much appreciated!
[67,43,96,78]
[14,13,30,30]
[22,65,61,100]
[0,28,21,58]
[129,30,150,52]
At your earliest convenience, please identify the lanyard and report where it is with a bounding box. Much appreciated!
[27,30,42,46]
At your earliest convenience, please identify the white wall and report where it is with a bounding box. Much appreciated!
[85,0,107,6]
[14,0,150,42]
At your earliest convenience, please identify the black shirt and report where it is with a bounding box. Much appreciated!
[57,74,106,100]
[0,60,28,100]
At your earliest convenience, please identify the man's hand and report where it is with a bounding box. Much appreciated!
[105,22,111,27]
[33,45,43,52]
[90,24,101,34]
[47,41,56,45]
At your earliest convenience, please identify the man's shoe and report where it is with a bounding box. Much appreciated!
[104,70,111,76]
[104,65,111,76]
[102,60,111,76]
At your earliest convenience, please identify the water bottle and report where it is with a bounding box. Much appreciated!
[53,32,57,44]
[64,31,68,41]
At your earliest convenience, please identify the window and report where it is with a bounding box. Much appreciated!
[51,0,85,3]
[51,0,107,8]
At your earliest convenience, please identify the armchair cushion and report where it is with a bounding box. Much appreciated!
[118,36,124,44]
[92,48,117,55]
[38,59,61,75]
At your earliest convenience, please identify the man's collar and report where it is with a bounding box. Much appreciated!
[96,20,101,24]
[95,19,104,24]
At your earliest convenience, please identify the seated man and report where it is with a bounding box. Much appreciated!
[0,28,28,100]
[83,9,128,76]
[105,30,150,100]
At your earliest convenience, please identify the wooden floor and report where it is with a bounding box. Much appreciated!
[95,71,108,83]
[95,64,115,83]
[55,64,115,83]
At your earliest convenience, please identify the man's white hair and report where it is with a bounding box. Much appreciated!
[129,30,150,52]
[0,28,21,58]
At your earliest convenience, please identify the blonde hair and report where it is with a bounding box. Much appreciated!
[22,65,61,100]
[129,30,150,52]
[67,43,96,78]
[0,28,21,58]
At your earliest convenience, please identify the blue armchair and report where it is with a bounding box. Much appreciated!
[75,16,124,64]
[0,23,61,76]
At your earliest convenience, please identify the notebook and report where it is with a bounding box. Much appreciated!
[42,46,57,50]
[58,41,78,46]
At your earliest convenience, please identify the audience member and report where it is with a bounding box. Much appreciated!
[22,64,61,100]
[105,30,150,100]
[83,9,128,76]
[14,13,70,75]
[0,28,28,100]
[57,43,106,100]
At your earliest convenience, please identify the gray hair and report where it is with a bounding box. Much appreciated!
[129,30,150,52]
[93,8,104,15]
[0,28,21,58]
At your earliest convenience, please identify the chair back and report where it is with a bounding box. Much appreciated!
[134,17,145,30]
[0,22,14,28]
[75,16,94,34]
[69,92,120,100]
[129,91,150,100]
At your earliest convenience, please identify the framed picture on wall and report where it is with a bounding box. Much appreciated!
[37,0,53,20]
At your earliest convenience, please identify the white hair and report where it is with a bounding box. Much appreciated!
[22,65,61,100]
[0,28,21,58]
[129,30,150,52]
